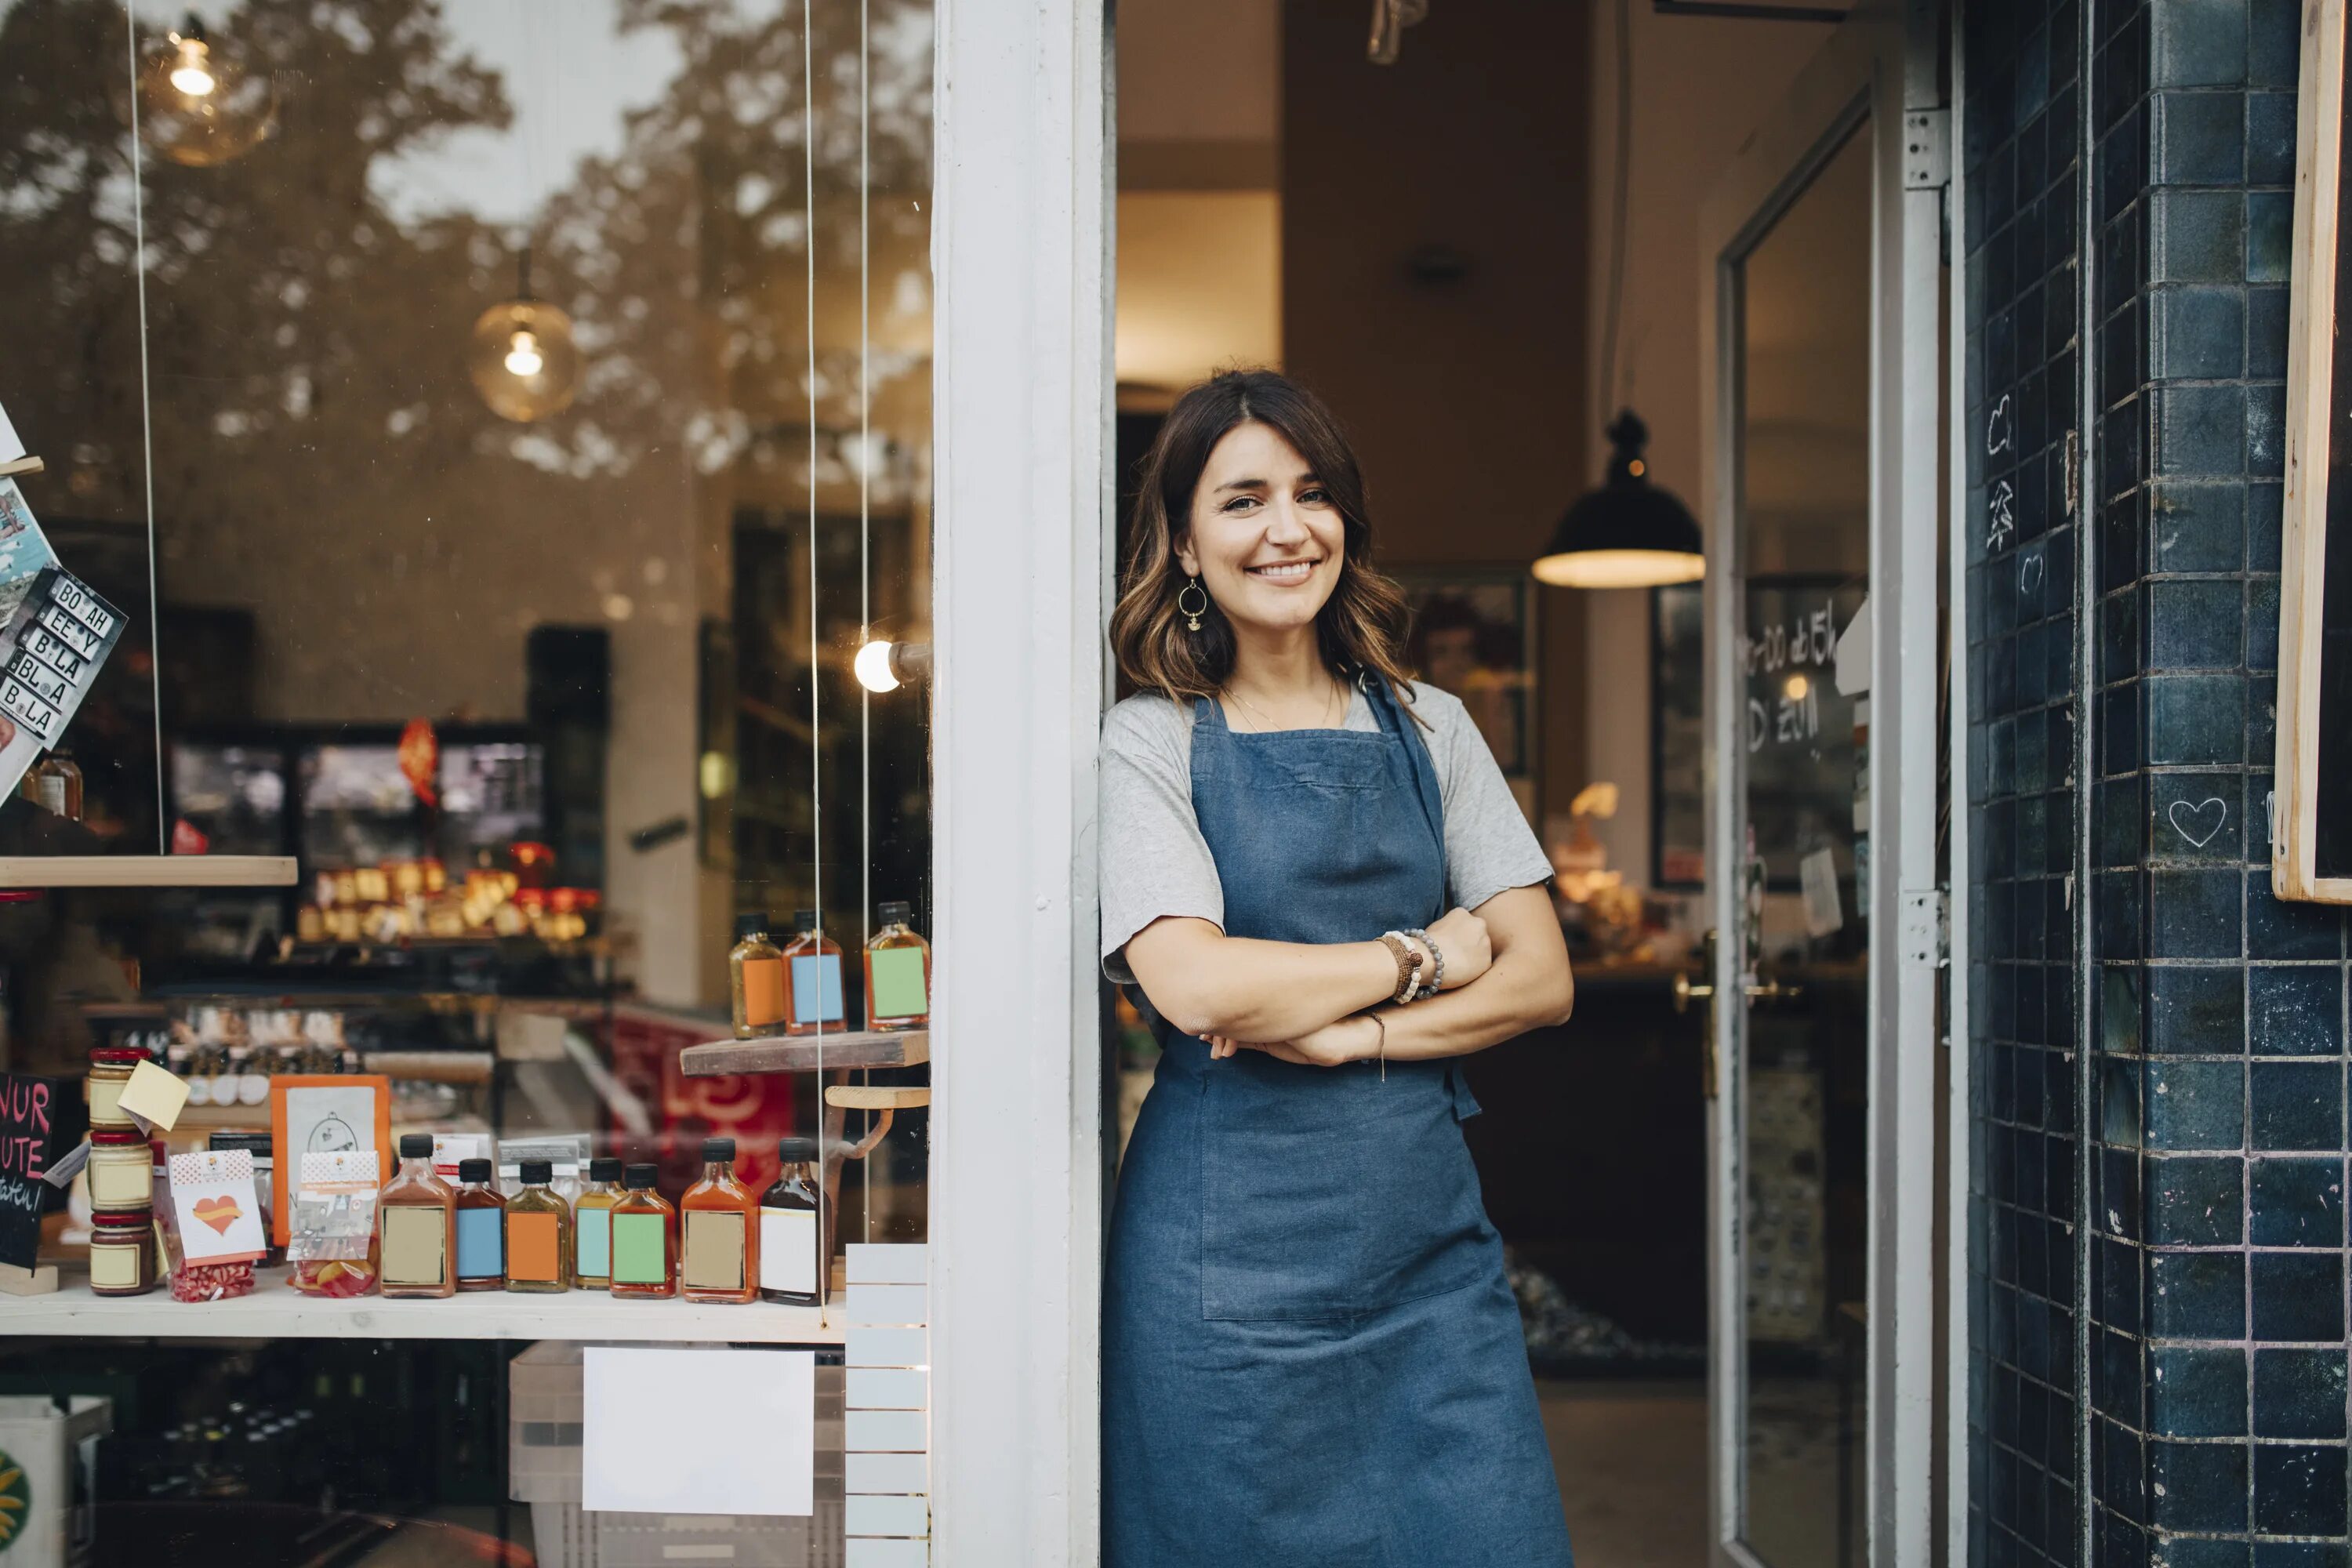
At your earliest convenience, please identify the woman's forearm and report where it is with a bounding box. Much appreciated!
[1123,917,1401,1043]
[1369,943,1574,1062]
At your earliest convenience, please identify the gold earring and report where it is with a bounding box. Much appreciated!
[1177,575,1208,633]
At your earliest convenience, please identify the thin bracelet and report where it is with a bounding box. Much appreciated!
[1370,1011,1387,1082]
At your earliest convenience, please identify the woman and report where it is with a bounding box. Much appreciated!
[1100,369,1577,1567]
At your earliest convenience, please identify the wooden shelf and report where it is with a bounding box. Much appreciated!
[680,1029,927,1077]
[0,855,297,889]
[826,1084,931,1110]
[0,1264,846,1345]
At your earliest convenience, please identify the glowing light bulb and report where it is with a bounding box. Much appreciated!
[169,36,216,97]
[855,640,901,694]
[1786,673,1809,701]
[503,329,544,378]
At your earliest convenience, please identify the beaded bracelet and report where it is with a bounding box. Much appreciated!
[1399,927,1442,1002]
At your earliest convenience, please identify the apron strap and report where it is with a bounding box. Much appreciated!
[1360,674,1450,908]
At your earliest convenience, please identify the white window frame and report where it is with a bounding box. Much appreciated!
[927,0,1112,1563]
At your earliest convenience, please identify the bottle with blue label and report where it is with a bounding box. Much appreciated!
[452,1157,506,1292]
[782,908,847,1036]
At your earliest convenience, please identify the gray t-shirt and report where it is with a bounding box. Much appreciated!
[1098,681,1555,982]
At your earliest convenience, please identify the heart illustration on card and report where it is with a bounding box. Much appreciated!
[192,1196,243,1236]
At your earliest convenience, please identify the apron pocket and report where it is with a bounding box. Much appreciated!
[1199,1073,1491,1321]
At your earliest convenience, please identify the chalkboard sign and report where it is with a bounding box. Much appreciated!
[2279,0,2352,901]
[0,1074,87,1270]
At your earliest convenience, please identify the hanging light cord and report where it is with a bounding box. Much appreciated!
[1598,0,1632,421]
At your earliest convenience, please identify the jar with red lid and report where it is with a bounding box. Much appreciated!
[85,1047,144,1129]
[90,1209,159,1297]
[87,1129,154,1210]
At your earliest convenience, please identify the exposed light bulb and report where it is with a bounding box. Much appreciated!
[1785,673,1809,701]
[854,639,901,694]
[169,36,216,97]
[503,329,544,378]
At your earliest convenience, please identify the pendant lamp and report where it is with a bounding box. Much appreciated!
[470,248,582,423]
[1532,411,1704,589]
[136,13,276,167]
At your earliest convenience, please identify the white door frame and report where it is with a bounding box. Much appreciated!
[927,0,1112,1562]
[1695,7,1944,1566]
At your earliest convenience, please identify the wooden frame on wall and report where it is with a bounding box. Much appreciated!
[2278,0,2352,902]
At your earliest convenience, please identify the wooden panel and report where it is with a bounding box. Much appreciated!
[678,1029,928,1076]
[0,855,296,888]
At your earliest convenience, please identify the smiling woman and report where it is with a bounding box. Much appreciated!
[1098,368,1577,1567]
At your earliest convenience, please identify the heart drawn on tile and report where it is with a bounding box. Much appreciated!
[2167,797,2227,849]
[192,1195,242,1236]
[2020,554,2045,594]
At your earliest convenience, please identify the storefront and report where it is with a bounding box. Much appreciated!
[0,0,1109,1560]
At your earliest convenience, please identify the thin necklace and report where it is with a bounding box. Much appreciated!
[1226,674,1339,732]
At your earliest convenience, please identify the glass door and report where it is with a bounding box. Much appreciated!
[1697,14,1945,1568]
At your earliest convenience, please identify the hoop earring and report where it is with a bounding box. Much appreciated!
[1176,575,1208,633]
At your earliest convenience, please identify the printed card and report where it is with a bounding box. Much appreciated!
[168,1149,267,1265]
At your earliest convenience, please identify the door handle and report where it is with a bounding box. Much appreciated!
[1672,971,1714,1013]
[1744,978,1806,1004]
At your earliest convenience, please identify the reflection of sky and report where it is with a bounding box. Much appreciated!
[140,0,692,228]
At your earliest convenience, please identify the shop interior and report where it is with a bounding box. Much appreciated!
[1111,2,1872,1564]
[0,0,935,1559]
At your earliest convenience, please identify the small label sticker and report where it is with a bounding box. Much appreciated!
[1799,846,1845,938]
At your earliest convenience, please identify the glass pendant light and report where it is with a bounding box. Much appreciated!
[136,13,276,168]
[1532,411,1705,589]
[470,248,582,423]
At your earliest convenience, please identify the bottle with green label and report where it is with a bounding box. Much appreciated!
[608,1163,677,1298]
[572,1156,622,1289]
[863,900,931,1031]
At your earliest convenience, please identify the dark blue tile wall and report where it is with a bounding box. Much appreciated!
[1969,1,2089,1562]
[1969,0,2352,1561]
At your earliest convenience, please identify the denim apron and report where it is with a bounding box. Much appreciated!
[1103,677,1573,1568]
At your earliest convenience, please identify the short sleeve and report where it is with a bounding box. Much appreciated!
[1098,696,1225,983]
[1414,684,1556,913]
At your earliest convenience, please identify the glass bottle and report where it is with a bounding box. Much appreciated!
[680,1137,758,1305]
[608,1163,677,1299]
[757,1136,824,1306]
[378,1134,456,1299]
[504,1159,572,1293]
[20,750,83,821]
[863,901,931,1030]
[781,909,846,1036]
[453,1157,506,1291]
[729,914,789,1038]
[572,1156,622,1290]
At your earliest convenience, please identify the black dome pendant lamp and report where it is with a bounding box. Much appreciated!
[1533,410,1704,589]
[1536,0,1706,592]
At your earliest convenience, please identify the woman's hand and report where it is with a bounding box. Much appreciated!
[1204,1013,1380,1069]
[1422,906,1492,991]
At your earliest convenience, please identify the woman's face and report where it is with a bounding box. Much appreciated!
[1174,420,1345,640]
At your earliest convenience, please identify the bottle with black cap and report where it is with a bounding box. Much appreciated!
[609,1162,677,1298]
[681,1136,758,1303]
[506,1159,572,1293]
[780,909,845,1036]
[452,1156,506,1291]
[864,899,931,1030]
[758,1136,824,1305]
[379,1133,456,1298]
[573,1156,624,1288]
[729,913,788,1038]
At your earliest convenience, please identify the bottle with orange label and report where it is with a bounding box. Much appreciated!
[505,1160,573,1293]
[729,914,788,1038]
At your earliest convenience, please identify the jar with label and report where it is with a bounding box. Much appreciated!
[20,751,82,822]
[609,1163,677,1299]
[757,1137,823,1305]
[88,1128,154,1210]
[680,1137,757,1304]
[89,1209,159,1297]
[453,1158,506,1291]
[781,911,846,1036]
[729,914,788,1038]
[86,1047,142,1129]
[379,1133,456,1299]
[863,901,932,1031]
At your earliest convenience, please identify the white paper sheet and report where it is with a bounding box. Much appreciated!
[583,1347,814,1516]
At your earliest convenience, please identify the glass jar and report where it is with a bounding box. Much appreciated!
[88,1129,154,1210]
[90,1209,159,1297]
[86,1047,143,1129]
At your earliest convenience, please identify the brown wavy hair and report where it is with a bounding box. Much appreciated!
[1109,369,1420,715]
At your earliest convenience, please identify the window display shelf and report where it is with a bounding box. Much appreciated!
[0,855,298,888]
[0,1266,846,1345]
[680,1029,928,1077]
